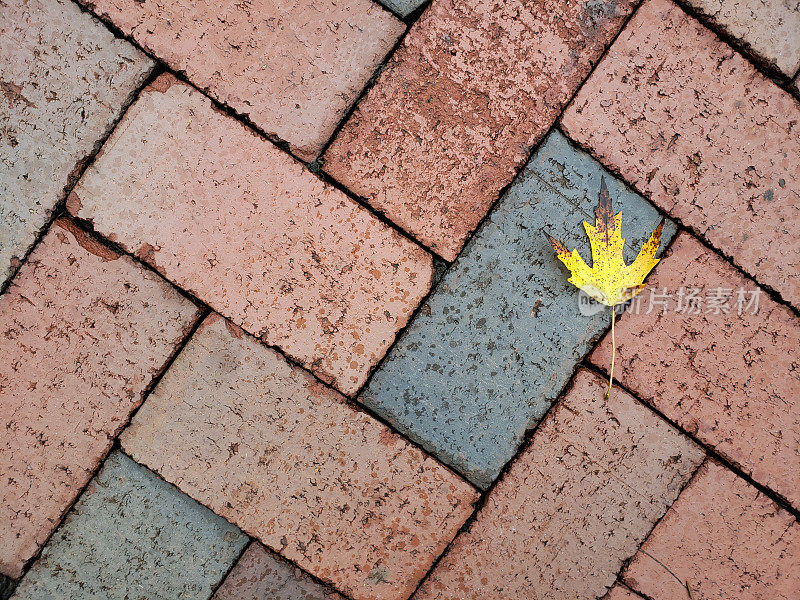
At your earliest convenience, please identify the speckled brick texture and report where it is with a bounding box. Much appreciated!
[360,130,675,488]
[213,542,344,600]
[623,460,800,600]
[323,0,638,260]
[120,314,478,600]
[604,585,646,600]
[0,0,153,289]
[12,451,247,600]
[413,369,705,600]
[76,0,403,161]
[590,233,800,509]
[683,0,800,76]
[0,219,200,579]
[69,75,432,396]
[561,0,800,309]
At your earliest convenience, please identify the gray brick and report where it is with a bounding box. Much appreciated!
[377,0,425,17]
[359,130,677,489]
[0,0,154,288]
[12,452,247,600]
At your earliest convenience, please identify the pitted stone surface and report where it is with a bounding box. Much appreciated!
[70,76,432,396]
[414,369,705,600]
[562,0,800,309]
[624,460,800,600]
[0,220,200,579]
[591,233,800,510]
[120,314,478,600]
[0,0,153,289]
[12,451,247,600]
[77,0,403,161]
[359,130,675,488]
[213,542,344,600]
[323,0,638,260]
[683,0,800,77]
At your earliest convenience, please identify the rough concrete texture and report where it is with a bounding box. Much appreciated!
[359,130,676,488]
[0,0,153,289]
[590,233,800,509]
[0,219,200,579]
[120,314,478,600]
[414,369,705,600]
[683,0,800,77]
[12,451,248,600]
[323,0,638,260]
[377,0,423,18]
[213,542,344,600]
[77,0,403,161]
[623,460,800,600]
[562,0,800,309]
[70,75,432,396]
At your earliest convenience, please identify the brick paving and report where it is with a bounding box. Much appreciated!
[2,0,799,598]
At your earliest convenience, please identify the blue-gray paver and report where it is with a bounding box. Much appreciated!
[12,452,247,600]
[377,0,425,17]
[358,130,677,489]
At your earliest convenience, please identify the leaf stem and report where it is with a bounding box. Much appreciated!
[606,307,615,399]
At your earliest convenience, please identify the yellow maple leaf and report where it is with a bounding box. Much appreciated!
[546,176,665,396]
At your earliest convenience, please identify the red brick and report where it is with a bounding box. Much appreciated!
[413,369,703,600]
[70,75,432,396]
[561,0,800,309]
[604,585,645,600]
[120,313,478,600]
[590,233,800,509]
[323,0,638,260]
[623,460,800,600]
[78,0,404,161]
[0,220,200,578]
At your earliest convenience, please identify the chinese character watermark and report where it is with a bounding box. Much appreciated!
[577,286,761,317]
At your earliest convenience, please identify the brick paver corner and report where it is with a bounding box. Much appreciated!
[376,0,423,18]
[120,313,478,600]
[590,232,800,510]
[623,459,800,599]
[561,0,800,309]
[0,0,153,289]
[213,542,344,600]
[0,219,201,579]
[76,0,403,161]
[69,75,432,396]
[359,129,675,488]
[604,584,647,600]
[322,0,638,260]
[413,369,704,600]
[12,451,247,599]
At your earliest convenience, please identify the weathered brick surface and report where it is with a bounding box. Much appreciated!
[683,0,800,76]
[562,0,800,309]
[323,0,638,260]
[414,369,704,600]
[0,220,200,579]
[605,585,646,600]
[213,542,344,600]
[624,460,800,600]
[13,452,247,599]
[70,75,432,396]
[77,0,403,161]
[120,314,478,600]
[0,0,153,289]
[590,233,800,509]
[360,131,675,488]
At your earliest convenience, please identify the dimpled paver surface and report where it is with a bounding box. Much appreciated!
[0,220,200,579]
[12,451,248,600]
[360,130,675,488]
[121,314,478,600]
[69,75,433,396]
[0,0,153,289]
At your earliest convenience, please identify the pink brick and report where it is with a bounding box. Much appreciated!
[624,460,800,600]
[78,0,404,161]
[590,233,800,509]
[69,75,432,396]
[323,0,637,260]
[120,313,478,600]
[604,585,645,600]
[413,369,703,600]
[561,0,800,309]
[0,219,200,579]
